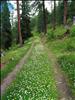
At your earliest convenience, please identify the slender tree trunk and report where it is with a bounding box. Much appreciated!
[42,0,47,34]
[16,0,22,46]
[53,0,56,30]
[64,0,70,36]
[51,1,53,28]
[64,0,67,26]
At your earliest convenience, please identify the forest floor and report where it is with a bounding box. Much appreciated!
[1,37,74,100]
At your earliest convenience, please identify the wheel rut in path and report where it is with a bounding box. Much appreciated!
[1,42,35,96]
[41,40,74,100]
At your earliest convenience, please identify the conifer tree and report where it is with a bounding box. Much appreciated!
[1,1,12,49]
[21,0,32,43]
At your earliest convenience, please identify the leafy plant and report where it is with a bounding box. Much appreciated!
[47,29,55,39]
[66,44,75,51]
[65,38,75,52]
[1,38,32,81]
[70,25,75,37]
[58,54,75,95]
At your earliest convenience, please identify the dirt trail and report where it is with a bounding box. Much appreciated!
[1,42,35,96]
[1,37,74,100]
[41,38,74,100]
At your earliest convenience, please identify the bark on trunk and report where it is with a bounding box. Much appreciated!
[64,0,67,26]
[42,0,47,34]
[17,0,22,46]
[53,0,56,30]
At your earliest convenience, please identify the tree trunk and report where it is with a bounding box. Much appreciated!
[63,0,70,36]
[53,0,56,30]
[16,0,22,46]
[64,0,67,26]
[42,0,47,34]
[50,1,52,28]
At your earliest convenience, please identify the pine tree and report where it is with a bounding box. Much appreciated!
[1,1,12,49]
[37,7,44,33]
[69,0,75,20]
[31,0,47,34]
[37,8,49,33]
[21,0,32,43]
[56,1,64,24]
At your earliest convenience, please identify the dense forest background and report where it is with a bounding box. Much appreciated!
[0,0,75,50]
[1,0,75,99]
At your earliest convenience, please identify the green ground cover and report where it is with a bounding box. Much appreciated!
[46,36,75,57]
[1,38,33,81]
[46,25,75,96]
[58,54,75,95]
[2,38,58,100]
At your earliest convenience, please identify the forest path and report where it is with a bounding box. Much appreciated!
[1,41,35,96]
[41,37,73,100]
[1,37,74,100]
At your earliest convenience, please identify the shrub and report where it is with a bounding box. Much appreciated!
[47,29,55,39]
[70,25,75,37]
[66,44,75,51]
[55,26,66,35]
[65,38,75,52]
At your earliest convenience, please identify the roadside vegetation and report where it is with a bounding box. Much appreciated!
[45,25,75,96]
[58,54,75,95]
[1,38,33,81]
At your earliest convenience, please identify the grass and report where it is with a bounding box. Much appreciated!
[2,38,58,100]
[58,54,75,95]
[1,38,33,81]
[70,25,75,37]
[46,25,75,96]
[47,25,66,40]
[46,36,75,57]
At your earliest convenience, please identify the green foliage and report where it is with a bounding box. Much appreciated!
[69,0,75,20]
[47,26,66,40]
[66,40,75,52]
[47,29,55,40]
[54,26,66,36]
[32,31,40,36]
[1,38,33,81]
[37,8,44,33]
[21,0,32,42]
[46,26,75,96]
[56,1,64,24]
[58,54,75,95]
[30,16,37,31]
[54,0,75,25]
[46,35,75,56]
[47,25,75,40]
[2,38,58,100]
[70,25,75,37]
[21,0,30,16]
[1,1,12,49]
[65,36,75,52]
[66,44,75,52]
[11,21,18,43]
